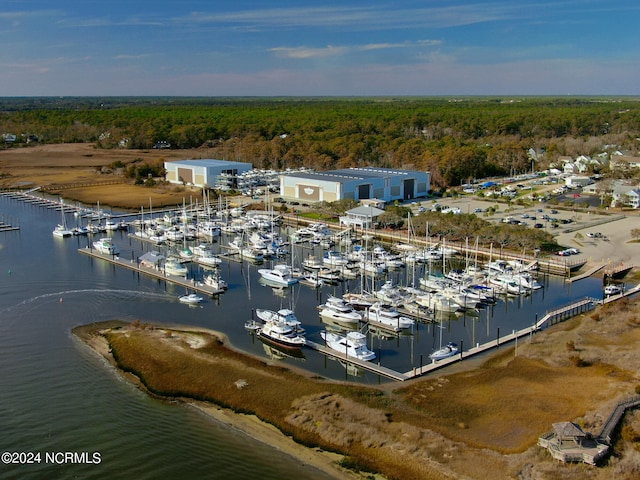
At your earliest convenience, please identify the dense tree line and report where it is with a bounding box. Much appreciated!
[2,96,640,189]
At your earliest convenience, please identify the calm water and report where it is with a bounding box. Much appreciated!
[0,195,609,479]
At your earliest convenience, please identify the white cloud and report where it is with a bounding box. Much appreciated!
[270,39,442,59]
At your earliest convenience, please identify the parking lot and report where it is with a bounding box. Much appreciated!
[408,195,640,267]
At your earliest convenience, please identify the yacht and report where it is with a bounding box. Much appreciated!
[257,264,299,286]
[240,246,264,262]
[415,292,462,313]
[258,320,306,349]
[92,237,120,255]
[192,244,221,266]
[322,251,349,267]
[163,257,188,277]
[255,308,304,333]
[301,255,324,271]
[318,296,362,325]
[363,303,415,330]
[203,271,228,291]
[320,331,376,361]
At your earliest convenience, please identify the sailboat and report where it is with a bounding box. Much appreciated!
[429,322,459,361]
[52,199,72,237]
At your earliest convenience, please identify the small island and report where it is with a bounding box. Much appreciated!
[74,296,640,480]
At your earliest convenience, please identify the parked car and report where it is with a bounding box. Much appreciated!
[534,223,543,228]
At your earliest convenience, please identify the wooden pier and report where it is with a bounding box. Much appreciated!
[598,396,640,445]
[77,247,226,296]
[401,297,598,379]
[305,340,409,381]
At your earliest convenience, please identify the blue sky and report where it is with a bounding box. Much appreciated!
[1,1,638,96]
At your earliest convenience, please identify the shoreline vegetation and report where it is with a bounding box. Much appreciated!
[74,298,640,480]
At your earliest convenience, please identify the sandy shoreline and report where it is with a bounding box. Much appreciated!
[72,321,365,480]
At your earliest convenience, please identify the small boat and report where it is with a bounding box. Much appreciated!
[244,320,262,331]
[52,200,72,237]
[429,342,459,361]
[179,293,203,304]
[604,284,622,296]
[52,223,73,237]
[92,237,120,255]
[299,273,324,288]
[204,271,228,291]
[320,331,376,361]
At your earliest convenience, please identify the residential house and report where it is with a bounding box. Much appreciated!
[611,184,640,208]
[610,155,640,171]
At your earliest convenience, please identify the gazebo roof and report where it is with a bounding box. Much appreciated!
[552,422,585,438]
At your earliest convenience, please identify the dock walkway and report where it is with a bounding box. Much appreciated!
[77,247,225,296]
[598,396,640,444]
[305,340,409,381]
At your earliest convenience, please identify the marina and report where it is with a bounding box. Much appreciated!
[2,189,638,384]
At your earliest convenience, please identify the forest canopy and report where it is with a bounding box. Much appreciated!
[2,96,640,189]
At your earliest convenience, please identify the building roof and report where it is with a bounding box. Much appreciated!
[166,159,252,168]
[346,205,385,217]
[285,167,425,184]
[552,422,585,438]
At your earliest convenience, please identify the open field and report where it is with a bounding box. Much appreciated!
[0,143,208,208]
[75,297,640,480]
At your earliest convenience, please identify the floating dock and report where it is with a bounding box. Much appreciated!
[77,247,225,296]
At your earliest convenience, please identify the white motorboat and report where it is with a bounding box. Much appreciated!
[257,264,299,286]
[192,244,221,266]
[415,292,461,313]
[323,251,349,267]
[318,295,362,325]
[240,246,264,262]
[429,342,459,361]
[320,331,376,361]
[604,284,622,296]
[301,255,324,271]
[298,273,324,288]
[179,293,203,305]
[178,246,194,261]
[163,257,188,276]
[204,271,227,291]
[363,303,415,330]
[92,237,120,255]
[258,319,306,349]
[316,267,342,283]
[255,308,304,333]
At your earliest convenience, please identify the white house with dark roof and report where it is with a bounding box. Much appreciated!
[339,205,385,229]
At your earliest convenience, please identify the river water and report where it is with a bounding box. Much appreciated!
[0,195,611,479]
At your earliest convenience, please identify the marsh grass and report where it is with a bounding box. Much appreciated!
[87,296,640,480]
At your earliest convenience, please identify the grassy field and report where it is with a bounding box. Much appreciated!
[75,297,640,480]
[0,143,208,208]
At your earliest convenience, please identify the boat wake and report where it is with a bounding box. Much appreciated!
[0,289,173,316]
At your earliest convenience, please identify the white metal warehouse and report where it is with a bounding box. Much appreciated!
[279,167,430,204]
[164,159,253,189]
